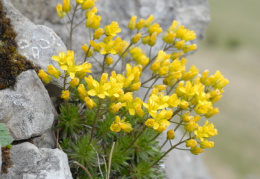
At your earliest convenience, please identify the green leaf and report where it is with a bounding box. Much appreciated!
[0,123,13,147]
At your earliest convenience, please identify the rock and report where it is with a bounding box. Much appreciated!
[0,142,72,179]
[2,0,67,87]
[0,70,54,140]
[33,128,56,149]
[160,129,212,179]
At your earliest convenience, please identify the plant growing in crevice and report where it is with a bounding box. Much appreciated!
[38,0,229,178]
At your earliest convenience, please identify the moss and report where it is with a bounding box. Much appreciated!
[0,1,39,90]
[1,146,13,173]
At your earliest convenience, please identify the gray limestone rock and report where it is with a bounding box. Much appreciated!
[2,0,67,87]
[160,129,212,179]
[32,128,56,149]
[0,142,72,179]
[0,70,54,140]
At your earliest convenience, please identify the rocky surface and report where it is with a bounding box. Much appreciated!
[160,129,212,179]
[0,70,54,140]
[0,142,72,179]
[1,1,73,178]
[2,0,67,87]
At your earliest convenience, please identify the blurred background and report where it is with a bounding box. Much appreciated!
[188,0,260,178]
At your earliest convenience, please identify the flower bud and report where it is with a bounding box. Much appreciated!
[167,129,175,140]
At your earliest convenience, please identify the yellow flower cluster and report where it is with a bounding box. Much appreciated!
[47,0,229,157]
[56,0,71,18]
[38,50,92,100]
[110,116,133,133]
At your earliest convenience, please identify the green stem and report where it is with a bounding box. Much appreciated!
[69,5,79,50]
[150,137,191,168]
[166,79,180,95]
[148,132,160,142]
[142,44,174,72]
[121,126,147,154]
[141,75,157,86]
[108,43,133,74]
[84,45,92,62]
[160,139,168,150]
[143,77,160,101]
[89,98,103,143]
[102,54,108,74]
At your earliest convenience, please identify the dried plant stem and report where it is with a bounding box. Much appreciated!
[73,161,93,179]
[106,142,115,179]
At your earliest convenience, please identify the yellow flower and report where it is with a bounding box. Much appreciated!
[104,21,121,36]
[145,119,155,128]
[47,65,61,79]
[135,105,145,117]
[128,16,137,30]
[131,32,142,44]
[69,78,79,88]
[136,18,145,30]
[52,50,74,71]
[81,0,96,10]
[38,70,51,83]
[170,52,183,60]
[144,15,154,27]
[84,97,97,109]
[149,32,157,46]
[200,140,214,149]
[148,23,162,35]
[81,44,93,57]
[61,90,70,100]
[109,103,122,113]
[174,40,185,50]
[76,0,84,4]
[110,116,133,133]
[185,139,197,147]
[56,4,66,18]
[87,77,110,99]
[105,57,113,66]
[167,129,175,140]
[129,47,149,66]
[129,82,141,91]
[182,65,199,81]
[167,93,180,108]
[190,146,204,155]
[185,121,199,133]
[76,62,92,78]
[194,120,218,141]
[163,31,176,44]
[77,84,88,100]
[62,0,71,13]
[93,28,104,39]
[99,40,117,55]
[85,12,101,29]
[89,40,101,52]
